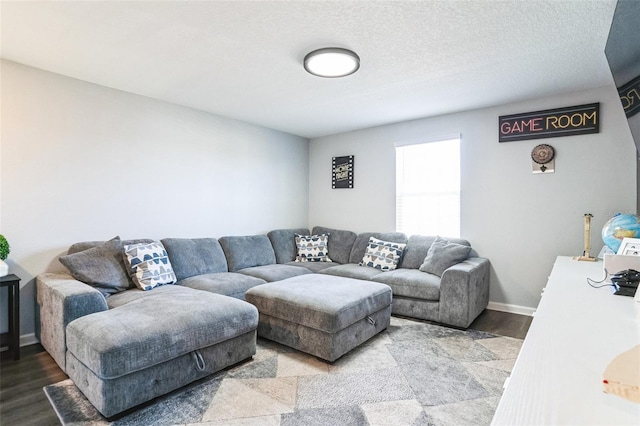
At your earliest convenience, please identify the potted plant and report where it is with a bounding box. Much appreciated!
[0,234,10,277]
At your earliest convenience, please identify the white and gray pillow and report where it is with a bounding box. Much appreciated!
[294,234,332,262]
[123,241,177,291]
[419,236,471,276]
[359,237,406,271]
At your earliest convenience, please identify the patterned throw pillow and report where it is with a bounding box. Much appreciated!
[123,241,177,291]
[359,237,406,271]
[294,234,332,262]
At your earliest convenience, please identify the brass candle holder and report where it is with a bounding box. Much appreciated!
[574,213,596,261]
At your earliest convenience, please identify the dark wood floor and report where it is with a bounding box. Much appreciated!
[468,308,532,340]
[0,309,532,426]
[0,344,68,426]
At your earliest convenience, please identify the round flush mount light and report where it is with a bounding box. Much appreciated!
[304,47,360,78]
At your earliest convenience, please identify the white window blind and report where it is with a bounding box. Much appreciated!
[395,137,461,237]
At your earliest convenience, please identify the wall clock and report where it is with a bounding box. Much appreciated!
[531,144,555,173]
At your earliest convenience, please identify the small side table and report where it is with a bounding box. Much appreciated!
[1,274,20,361]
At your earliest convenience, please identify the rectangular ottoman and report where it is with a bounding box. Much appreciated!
[245,274,392,362]
[65,286,258,417]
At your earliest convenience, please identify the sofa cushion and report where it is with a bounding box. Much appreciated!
[349,232,408,264]
[123,241,177,291]
[238,264,312,282]
[219,235,276,272]
[371,268,441,300]
[419,236,472,276]
[66,286,258,379]
[106,282,190,309]
[312,226,357,264]
[359,237,406,271]
[295,233,332,262]
[178,272,266,300]
[161,238,228,281]
[59,236,132,297]
[400,235,470,269]
[267,228,310,264]
[319,263,384,280]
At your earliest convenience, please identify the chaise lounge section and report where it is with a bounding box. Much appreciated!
[65,286,258,417]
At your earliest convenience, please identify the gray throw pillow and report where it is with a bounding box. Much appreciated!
[419,236,471,276]
[59,236,133,296]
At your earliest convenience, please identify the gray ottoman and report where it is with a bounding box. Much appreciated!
[65,286,258,417]
[245,274,392,362]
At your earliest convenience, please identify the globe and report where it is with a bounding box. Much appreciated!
[602,213,640,253]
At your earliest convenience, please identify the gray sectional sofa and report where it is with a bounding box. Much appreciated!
[37,225,489,417]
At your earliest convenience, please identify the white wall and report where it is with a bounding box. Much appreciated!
[0,60,309,339]
[309,85,637,311]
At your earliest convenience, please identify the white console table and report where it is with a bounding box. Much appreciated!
[492,256,640,425]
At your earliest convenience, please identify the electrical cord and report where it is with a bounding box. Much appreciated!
[586,268,616,288]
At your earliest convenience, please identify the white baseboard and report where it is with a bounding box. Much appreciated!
[487,301,535,316]
[20,333,38,347]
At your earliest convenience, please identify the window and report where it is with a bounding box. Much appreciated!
[395,137,461,237]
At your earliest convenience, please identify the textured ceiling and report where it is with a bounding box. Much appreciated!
[1,0,618,138]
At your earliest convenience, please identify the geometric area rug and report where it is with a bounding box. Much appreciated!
[44,316,523,426]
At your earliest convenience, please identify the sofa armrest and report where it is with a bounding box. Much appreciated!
[438,257,490,328]
[37,272,108,373]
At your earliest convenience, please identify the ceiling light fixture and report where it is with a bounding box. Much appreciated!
[304,47,360,78]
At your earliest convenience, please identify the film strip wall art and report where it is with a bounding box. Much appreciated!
[332,155,354,189]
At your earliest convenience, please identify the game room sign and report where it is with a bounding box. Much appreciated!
[499,103,599,142]
[618,74,640,118]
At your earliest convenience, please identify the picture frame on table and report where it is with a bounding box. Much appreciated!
[617,237,640,256]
